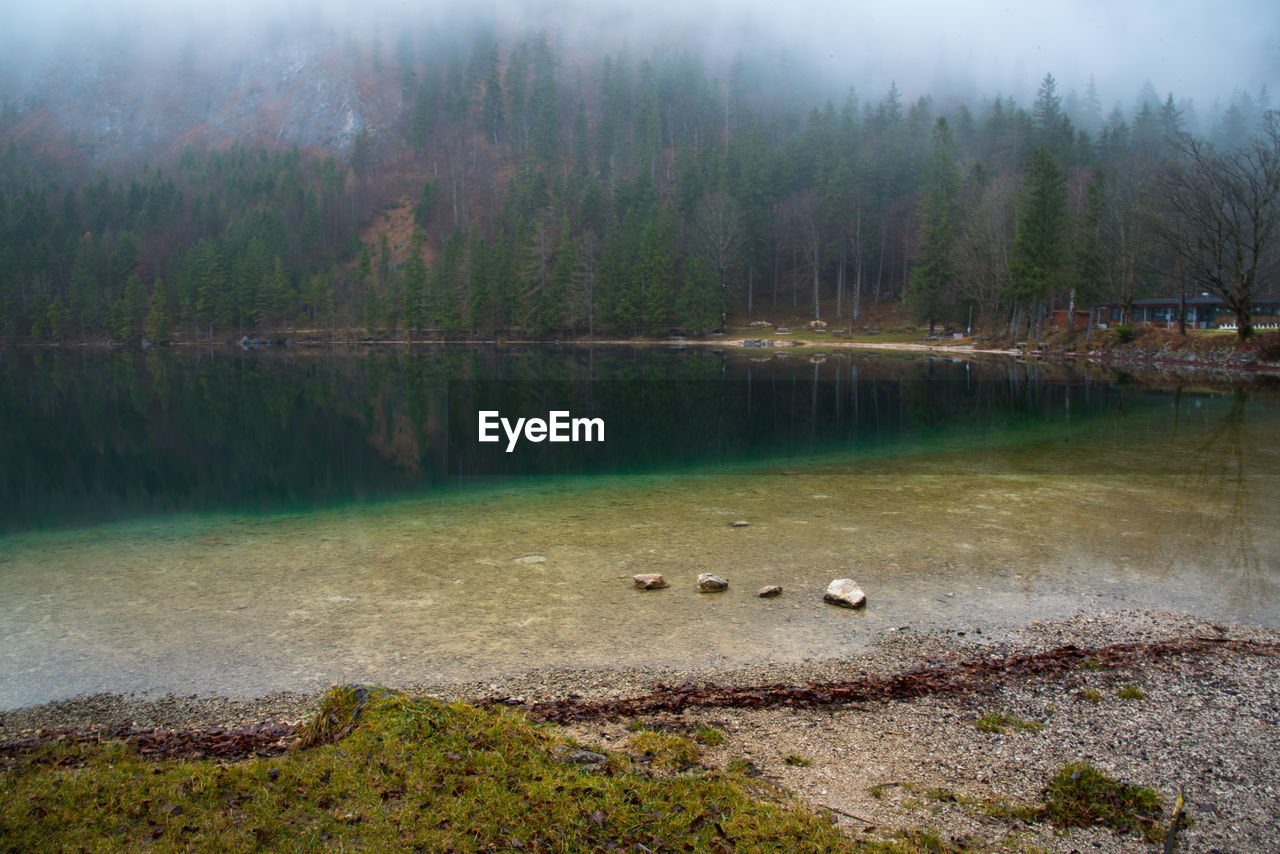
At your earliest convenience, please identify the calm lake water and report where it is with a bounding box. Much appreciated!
[2,345,1278,707]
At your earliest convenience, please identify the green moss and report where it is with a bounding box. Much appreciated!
[293,684,366,748]
[625,730,702,771]
[1041,760,1165,843]
[975,711,1044,733]
[1081,688,1103,703]
[1117,684,1146,700]
[3,689,902,853]
[978,797,1041,822]
[694,726,725,746]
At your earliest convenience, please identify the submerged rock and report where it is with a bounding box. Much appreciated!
[697,573,729,592]
[730,520,750,527]
[757,585,783,598]
[633,573,669,590]
[824,579,867,608]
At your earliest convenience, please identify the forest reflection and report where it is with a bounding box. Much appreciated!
[1,346,1275,533]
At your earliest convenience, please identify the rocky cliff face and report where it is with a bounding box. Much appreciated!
[6,32,403,164]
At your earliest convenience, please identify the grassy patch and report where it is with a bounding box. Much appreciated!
[978,797,1041,823]
[294,684,366,748]
[1080,688,1103,703]
[625,730,702,771]
[1041,760,1165,843]
[0,690,920,853]
[694,726,725,747]
[783,753,813,767]
[1117,684,1146,700]
[975,711,1044,733]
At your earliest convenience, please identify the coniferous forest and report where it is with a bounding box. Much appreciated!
[1,19,1277,346]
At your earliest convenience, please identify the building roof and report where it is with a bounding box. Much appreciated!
[1093,296,1280,307]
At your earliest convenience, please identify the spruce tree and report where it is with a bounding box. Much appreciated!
[1009,146,1068,340]
[907,118,961,335]
[145,277,170,341]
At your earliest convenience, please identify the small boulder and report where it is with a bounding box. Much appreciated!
[757,585,783,598]
[633,573,669,590]
[730,520,750,528]
[697,573,729,592]
[824,579,866,608]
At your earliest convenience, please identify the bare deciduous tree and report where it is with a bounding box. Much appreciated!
[954,172,1017,332]
[691,189,746,303]
[782,189,824,320]
[1157,112,1280,340]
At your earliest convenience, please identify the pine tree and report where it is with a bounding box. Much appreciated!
[145,277,170,341]
[635,208,676,334]
[363,284,380,335]
[1009,146,1068,340]
[482,45,504,146]
[402,229,428,334]
[1072,169,1107,310]
[539,217,573,334]
[677,257,721,334]
[907,118,962,335]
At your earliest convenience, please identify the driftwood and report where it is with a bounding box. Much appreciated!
[4,635,1275,761]
[485,637,1279,724]
[0,720,296,762]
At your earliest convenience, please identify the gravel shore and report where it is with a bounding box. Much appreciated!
[4,609,1278,852]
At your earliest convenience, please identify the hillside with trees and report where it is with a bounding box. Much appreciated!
[1,20,1276,346]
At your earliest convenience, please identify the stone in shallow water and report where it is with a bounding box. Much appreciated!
[697,573,729,592]
[514,555,547,564]
[633,573,669,589]
[757,585,783,598]
[730,520,750,527]
[824,579,866,608]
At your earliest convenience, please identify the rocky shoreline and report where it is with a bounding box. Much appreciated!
[4,610,1278,852]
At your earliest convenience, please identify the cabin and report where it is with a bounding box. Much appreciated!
[1089,295,1280,330]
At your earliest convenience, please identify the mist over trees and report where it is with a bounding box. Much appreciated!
[0,17,1277,345]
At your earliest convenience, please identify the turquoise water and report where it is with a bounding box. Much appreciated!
[1,347,1277,707]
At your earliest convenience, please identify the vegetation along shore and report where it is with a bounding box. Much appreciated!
[3,611,1278,852]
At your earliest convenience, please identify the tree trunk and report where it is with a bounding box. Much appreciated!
[875,228,885,308]
[853,250,862,323]
[836,254,844,321]
[812,255,820,321]
[1237,300,1253,341]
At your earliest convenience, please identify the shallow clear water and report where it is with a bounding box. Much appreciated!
[1,347,1277,707]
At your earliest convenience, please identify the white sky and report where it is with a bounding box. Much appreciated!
[3,0,1275,110]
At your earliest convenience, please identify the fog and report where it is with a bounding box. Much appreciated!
[2,0,1275,115]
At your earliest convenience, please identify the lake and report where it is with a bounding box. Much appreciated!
[1,345,1277,707]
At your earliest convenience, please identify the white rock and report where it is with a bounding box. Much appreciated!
[697,573,729,592]
[824,579,866,608]
[633,573,669,590]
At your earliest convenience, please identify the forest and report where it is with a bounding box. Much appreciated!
[1,23,1277,345]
